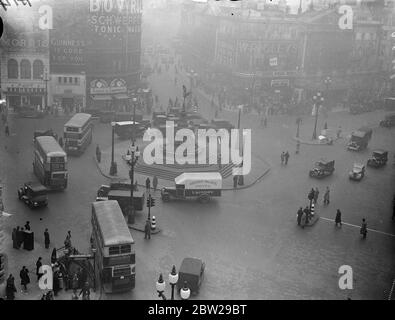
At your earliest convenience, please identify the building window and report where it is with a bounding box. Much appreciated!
[7,59,18,79]
[63,77,67,83]
[58,77,62,84]
[20,59,32,79]
[74,77,78,84]
[33,60,44,79]
[69,77,72,83]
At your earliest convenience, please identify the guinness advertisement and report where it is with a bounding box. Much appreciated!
[50,1,89,73]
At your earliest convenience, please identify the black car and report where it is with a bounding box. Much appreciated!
[18,182,48,208]
[309,160,335,178]
[367,150,388,168]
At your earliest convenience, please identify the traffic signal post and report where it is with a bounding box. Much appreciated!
[147,194,156,220]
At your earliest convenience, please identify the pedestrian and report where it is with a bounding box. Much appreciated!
[145,177,151,192]
[79,282,91,300]
[134,180,138,191]
[323,187,330,205]
[36,257,43,281]
[297,207,303,226]
[153,175,158,192]
[281,151,285,165]
[303,206,310,226]
[24,221,31,231]
[19,266,30,292]
[6,274,17,300]
[12,227,18,249]
[360,218,368,239]
[335,209,342,227]
[233,175,238,188]
[5,123,9,136]
[53,271,60,296]
[314,187,319,204]
[144,219,151,240]
[264,117,267,128]
[44,228,50,249]
[284,151,290,165]
[308,188,315,207]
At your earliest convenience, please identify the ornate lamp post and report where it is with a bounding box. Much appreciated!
[156,273,167,300]
[41,71,49,112]
[109,122,117,175]
[312,92,324,140]
[169,265,179,300]
[155,270,190,300]
[128,143,140,224]
[324,76,332,95]
[180,281,191,300]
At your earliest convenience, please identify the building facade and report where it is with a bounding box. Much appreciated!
[179,0,390,109]
[84,0,143,111]
[0,20,49,111]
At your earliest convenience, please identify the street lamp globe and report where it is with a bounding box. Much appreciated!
[169,265,179,285]
[180,281,191,300]
[156,273,166,292]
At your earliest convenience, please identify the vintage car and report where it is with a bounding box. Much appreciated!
[349,163,365,181]
[17,182,48,209]
[367,150,388,168]
[318,135,333,145]
[309,160,335,178]
[176,257,205,295]
[96,182,145,211]
[379,113,395,128]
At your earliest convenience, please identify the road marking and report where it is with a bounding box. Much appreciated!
[320,216,395,237]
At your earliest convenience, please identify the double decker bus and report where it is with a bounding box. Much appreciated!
[64,113,93,155]
[91,200,135,293]
[33,136,68,190]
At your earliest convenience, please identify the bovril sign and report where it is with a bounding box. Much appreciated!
[89,0,142,13]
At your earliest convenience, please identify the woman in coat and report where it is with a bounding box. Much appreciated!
[20,266,30,291]
[6,274,17,300]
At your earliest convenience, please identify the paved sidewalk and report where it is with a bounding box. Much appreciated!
[0,235,101,300]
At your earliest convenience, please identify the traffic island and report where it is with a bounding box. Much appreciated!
[94,139,271,192]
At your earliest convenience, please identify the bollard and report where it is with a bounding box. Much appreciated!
[151,216,156,232]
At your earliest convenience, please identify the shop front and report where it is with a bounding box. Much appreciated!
[4,86,45,110]
[89,78,130,111]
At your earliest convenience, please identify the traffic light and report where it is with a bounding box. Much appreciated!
[146,196,156,208]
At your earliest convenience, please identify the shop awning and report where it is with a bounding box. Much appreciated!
[113,94,130,100]
[92,95,112,101]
